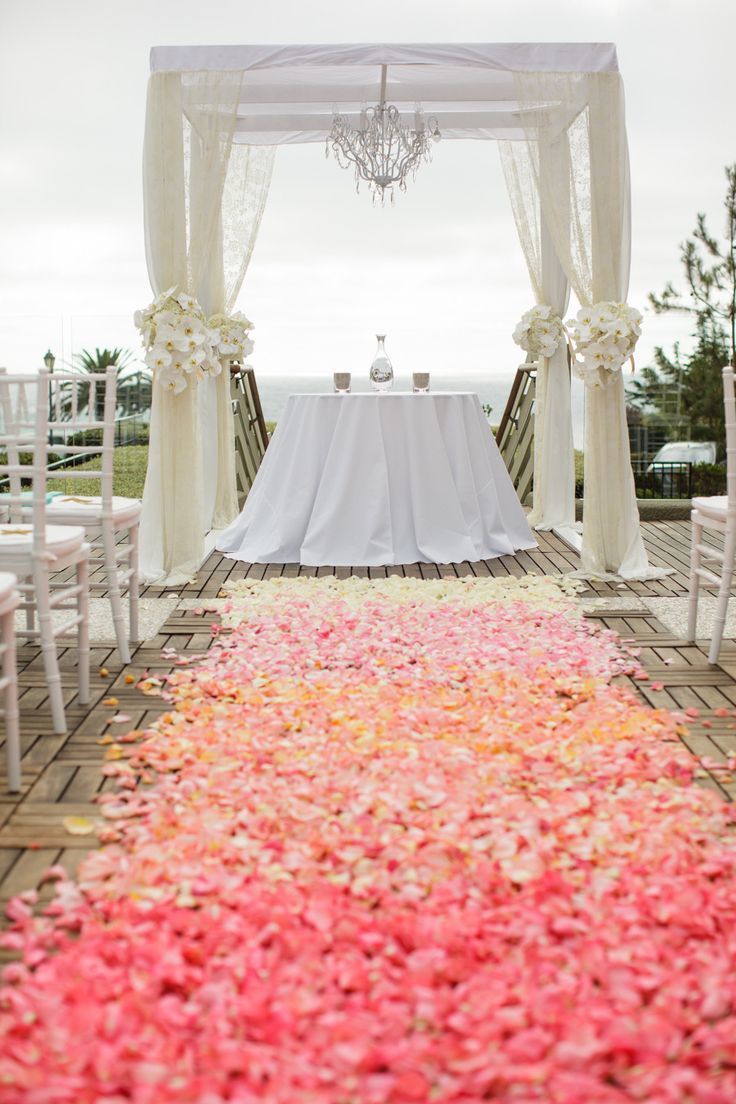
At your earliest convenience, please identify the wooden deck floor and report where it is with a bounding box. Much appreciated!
[2,518,736,913]
[138,519,725,599]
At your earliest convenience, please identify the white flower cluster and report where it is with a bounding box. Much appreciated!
[512,305,564,361]
[567,301,642,389]
[134,288,222,396]
[208,311,255,361]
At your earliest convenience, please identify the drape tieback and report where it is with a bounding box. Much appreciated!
[567,301,642,389]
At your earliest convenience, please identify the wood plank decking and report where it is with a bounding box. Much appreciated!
[2,519,736,913]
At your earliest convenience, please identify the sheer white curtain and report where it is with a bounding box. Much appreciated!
[500,140,573,530]
[188,120,275,530]
[512,71,659,578]
[141,71,204,586]
[141,72,274,584]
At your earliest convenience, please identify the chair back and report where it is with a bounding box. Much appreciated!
[0,370,51,553]
[46,366,117,513]
[724,366,736,510]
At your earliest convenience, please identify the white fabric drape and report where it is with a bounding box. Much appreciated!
[141,71,274,584]
[215,143,275,529]
[511,71,658,578]
[190,137,275,531]
[500,140,573,530]
[141,72,204,586]
[149,44,620,146]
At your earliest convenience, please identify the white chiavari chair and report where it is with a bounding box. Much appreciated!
[687,365,736,664]
[0,370,90,734]
[0,573,21,792]
[34,366,140,664]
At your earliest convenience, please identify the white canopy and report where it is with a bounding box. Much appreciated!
[141,42,665,586]
[149,42,620,144]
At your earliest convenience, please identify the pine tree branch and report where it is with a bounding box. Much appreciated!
[694,212,722,257]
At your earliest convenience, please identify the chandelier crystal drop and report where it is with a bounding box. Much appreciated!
[326,66,441,205]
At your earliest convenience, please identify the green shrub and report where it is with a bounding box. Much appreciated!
[47,445,149,499]
[691,463,727,496]
[574,450,585,498]
[64,428,103,447]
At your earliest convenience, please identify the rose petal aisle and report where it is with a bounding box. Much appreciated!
[3,576,736,1103]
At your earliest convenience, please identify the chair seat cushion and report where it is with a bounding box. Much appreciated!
[42,495,141,524]
[0,523,86,558]
[0,492,62,504]
[693,495,729,517]
[0,572,19,603]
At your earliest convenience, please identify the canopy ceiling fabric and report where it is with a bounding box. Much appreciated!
[148,42,621,144]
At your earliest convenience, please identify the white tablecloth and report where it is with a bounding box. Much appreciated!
[217,392,536,566]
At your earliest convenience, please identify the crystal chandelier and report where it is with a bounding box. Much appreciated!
[326,65,441,204]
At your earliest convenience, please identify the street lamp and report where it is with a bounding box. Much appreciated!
[43,350,55,445]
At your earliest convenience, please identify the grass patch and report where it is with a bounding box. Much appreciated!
[47,445,148,500]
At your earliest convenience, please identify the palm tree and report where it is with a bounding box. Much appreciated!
[55,347,152,419]
[68,347,136,420]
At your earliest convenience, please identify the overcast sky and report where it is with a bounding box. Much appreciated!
[1,0,734,384]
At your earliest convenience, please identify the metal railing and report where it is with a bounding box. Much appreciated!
[0,413,149,489]
[113,413,149,446]
[631,460,693,499]
[47,412,148,449]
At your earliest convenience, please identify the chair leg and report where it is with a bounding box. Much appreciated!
[76,553,90,706]
[708,526,736,665]
[687,512,702,642]
[129,522,140,646]
[33,562,66,734]
[24,601,34,640]
[102,521,130,665]
[3,608,20,794]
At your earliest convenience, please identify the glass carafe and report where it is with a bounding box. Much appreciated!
[369,334,394,392]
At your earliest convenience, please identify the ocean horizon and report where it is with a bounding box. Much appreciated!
[257,372,588,447]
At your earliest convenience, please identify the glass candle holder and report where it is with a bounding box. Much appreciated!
[333,372,351,393]
[412,372,430,393]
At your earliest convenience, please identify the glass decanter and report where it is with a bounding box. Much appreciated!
[369,334,394,392]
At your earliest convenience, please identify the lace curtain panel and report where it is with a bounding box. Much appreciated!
[140,71,274,584]
[510,71,659,579]
[210,142,275,530]
[500,140,573,531]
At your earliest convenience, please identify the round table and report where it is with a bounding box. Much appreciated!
[217,392,537,566]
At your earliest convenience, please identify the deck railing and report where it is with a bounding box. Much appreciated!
[231,366,269,505]
[495,363,536,506]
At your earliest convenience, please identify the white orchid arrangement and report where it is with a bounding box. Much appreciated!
[207,311,255,362]
[567,301,642,389]
[512,305,564,361]
[134,288,222,395]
